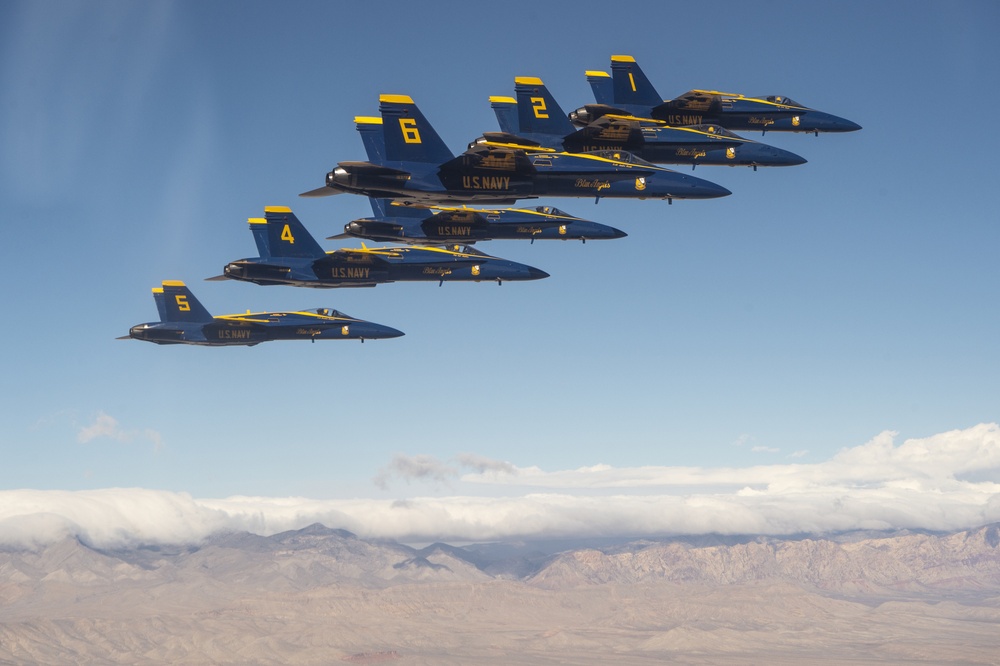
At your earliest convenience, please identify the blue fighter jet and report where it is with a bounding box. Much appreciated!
[211,206,550,287]
[333,197,626,244]
[300,94,730,204]
[570,55,861,136]
[120,280,403,345]
[488,77,806,170]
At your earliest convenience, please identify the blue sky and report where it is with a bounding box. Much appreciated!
[2,1,999,544]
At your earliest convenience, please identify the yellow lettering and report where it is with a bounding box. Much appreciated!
[530,97,548,119]
[280,224,295,244]
[175,295,190,312]
[628,72,636,92]
[399,118,421,144]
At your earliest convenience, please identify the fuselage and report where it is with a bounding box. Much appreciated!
[342,205,626,243]
[127,310,403,345]
[322,147,730,204]
[571,94,861,135]
[517,121,805,168]
[222,245,549,288]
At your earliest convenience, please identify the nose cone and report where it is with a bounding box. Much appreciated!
[474,260,549,282]
[569,222,628,240]
[803,110,862,133]
[659,171,731,199]
[777,147,808,166]
[372,324,405,339]
[333,322,405,340]
[750,144,808,167]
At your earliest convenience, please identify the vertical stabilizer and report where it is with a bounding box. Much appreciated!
[379,94,454,164]
[610,55,662,107]
[490,96,519,134]
[355,116,386,165]
[158,281,213,323]
[513,77,576,137]
[586,70,613,104]
[250,207,325,259]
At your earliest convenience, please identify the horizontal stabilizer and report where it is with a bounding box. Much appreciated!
[204,274,230,281]
[300,186,341,198]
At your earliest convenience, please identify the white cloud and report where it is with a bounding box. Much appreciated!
[374,453,518,488]
[77,412,128,443]
[751,446,780,454]
[454,453,518,475]
[2,424,999,549]
[373,454,458,489]
[77,411,163,451]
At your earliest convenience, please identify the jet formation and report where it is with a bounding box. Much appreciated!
[125,54,859,346]
[489,77,807,170]
[211,206,550,288]
[300,94,732,204]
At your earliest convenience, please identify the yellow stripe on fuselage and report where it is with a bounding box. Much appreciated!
[295,311,358,322]
[477,142,665,170]
[601,114,751,142]
[407,245,494,259]
[476,140,556,153]
[409,203,576,221]
[216,314,271,323]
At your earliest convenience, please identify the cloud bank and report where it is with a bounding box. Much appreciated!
[77,411,163,451]
[2,425,999,549]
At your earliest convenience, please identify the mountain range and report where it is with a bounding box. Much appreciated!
[1,523,998,664]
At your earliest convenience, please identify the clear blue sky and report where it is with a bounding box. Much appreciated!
[1,1,998,543]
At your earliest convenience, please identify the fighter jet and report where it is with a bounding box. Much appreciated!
[300,94,730,204]
[120,280,403,346]
[333,197,626,244]
[489,77,806,170]
[211,206,550,288]
[570,55,861,136]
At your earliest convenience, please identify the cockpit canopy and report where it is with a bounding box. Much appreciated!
[310,308,345,318]
[762,95,804,107]
[448,244,489,257]
[532,205,571,217]
[685,124,742,139]
[587,149,658,167]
